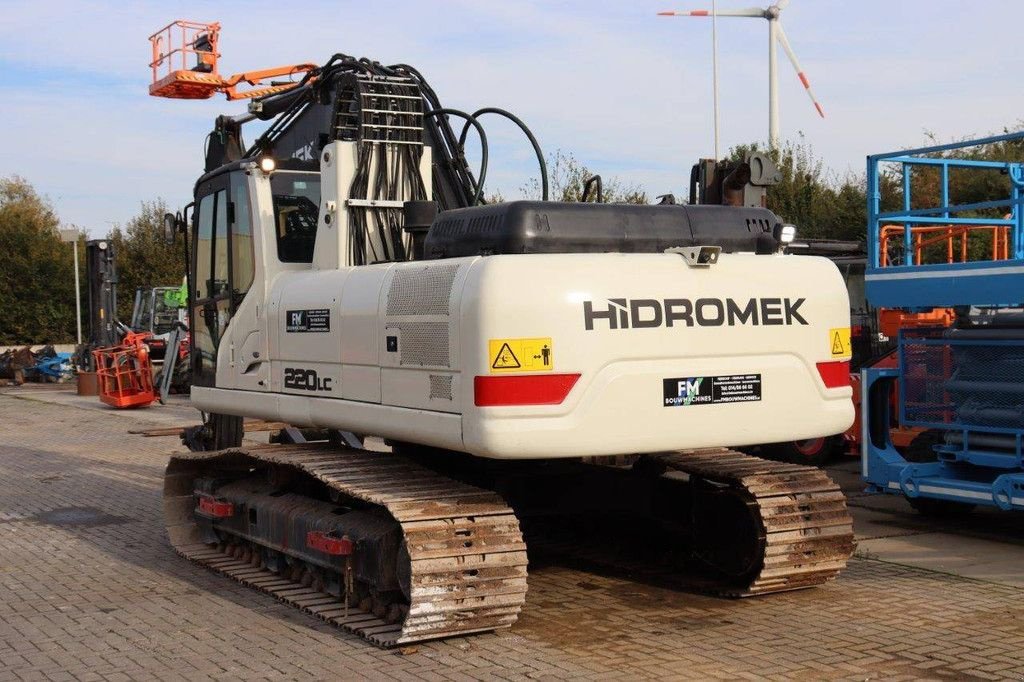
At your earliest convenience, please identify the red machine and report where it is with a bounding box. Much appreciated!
[93,332,156,409]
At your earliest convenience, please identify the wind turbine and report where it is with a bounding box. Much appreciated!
[658,0,824,150]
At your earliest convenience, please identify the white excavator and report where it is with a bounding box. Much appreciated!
[152,26,855,647]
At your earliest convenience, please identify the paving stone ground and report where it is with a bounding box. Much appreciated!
[2,391,1024,681]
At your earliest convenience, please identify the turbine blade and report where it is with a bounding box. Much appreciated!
[657,8,765,17]
[776,0,791,10]
[776,22,825,118]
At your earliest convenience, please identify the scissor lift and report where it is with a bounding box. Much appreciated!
[862,131,1024,512]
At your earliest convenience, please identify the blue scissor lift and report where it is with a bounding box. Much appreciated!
[862,132,1024,512]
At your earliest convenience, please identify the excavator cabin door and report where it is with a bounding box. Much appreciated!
[190,171,256,387]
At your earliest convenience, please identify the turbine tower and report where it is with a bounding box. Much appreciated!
[658,0,823,150]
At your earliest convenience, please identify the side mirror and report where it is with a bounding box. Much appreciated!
[163,212,178,245]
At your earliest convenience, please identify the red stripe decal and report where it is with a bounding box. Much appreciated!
[475,374,581,407]
[816,361,850,389]
[798,72,810,89]
[691,10,709,16]
[814,102,825,117]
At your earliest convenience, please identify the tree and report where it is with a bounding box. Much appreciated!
[0,187,184,344]
[107,200,186,322]
[0,176,80,345]
[522,150,648,204]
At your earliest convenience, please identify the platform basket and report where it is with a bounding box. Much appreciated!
[92,334,156,409]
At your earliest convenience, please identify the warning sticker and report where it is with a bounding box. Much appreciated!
[663,374,762,407]
[488,338,553,373]
[829,327,852,357]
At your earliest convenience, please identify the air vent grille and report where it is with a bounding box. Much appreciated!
[745,217,771,233]
[389,322,450,367]
[429,374,453,401]
[386,264,459,316]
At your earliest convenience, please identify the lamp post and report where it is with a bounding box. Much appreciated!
[59,228,82,345]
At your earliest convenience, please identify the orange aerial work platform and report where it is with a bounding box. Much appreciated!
[149,20,316,100]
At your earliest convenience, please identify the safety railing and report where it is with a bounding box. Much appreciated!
[865,131,1024,308]
[149,20,221,98]
[868,133,1024,269]
[878,221,1010,267]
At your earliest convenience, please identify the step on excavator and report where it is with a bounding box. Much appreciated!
[151,20,856,646]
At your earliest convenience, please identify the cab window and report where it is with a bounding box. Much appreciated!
[194,193,215,300]
[231,178,255,294]
[213,190,229,297]
[271,173,320,263]
[192,188,223,386]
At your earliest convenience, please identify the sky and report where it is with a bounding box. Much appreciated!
[3,0,1024,235]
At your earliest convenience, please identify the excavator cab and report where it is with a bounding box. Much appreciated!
[187,161,324,391]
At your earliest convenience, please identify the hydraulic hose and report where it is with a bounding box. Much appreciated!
[245,56,539,210]
[458,108,549,201]
[425,108,488,206]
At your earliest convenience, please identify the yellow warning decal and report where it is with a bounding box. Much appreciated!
[829,327,852,357]
[488,337,554,373]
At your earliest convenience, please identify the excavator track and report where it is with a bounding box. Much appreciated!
[163,442,852,647]
[653,448,855,596]
[163,443,528,647]
[521,448,854,597]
